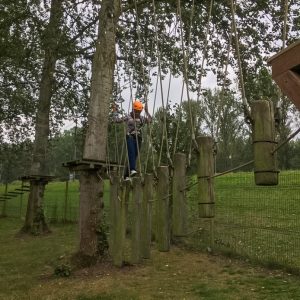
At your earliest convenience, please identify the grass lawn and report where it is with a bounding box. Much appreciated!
[1,218,300,299]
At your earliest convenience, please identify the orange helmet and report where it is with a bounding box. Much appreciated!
[133,100,143,111]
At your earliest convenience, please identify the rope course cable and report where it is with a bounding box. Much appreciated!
[271,127,300,155]
[275,0,289,111]
[177,0,198,152]
[133,0,160,177]
[151,0,174,168]
[229,0,252,124]
[196,0,214,104]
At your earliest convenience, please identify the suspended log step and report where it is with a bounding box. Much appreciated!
[268,40,300,110]
[7,191,24,195]
[62,159,123,173]
[20,175,56,183]
[0,196,13,200]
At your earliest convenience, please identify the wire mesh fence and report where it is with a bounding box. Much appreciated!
[1,170,300,272]
[184,170,300,273]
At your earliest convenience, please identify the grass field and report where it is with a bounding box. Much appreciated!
[1,218,300,299]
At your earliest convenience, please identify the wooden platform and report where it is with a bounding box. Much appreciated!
[62,159,123,172]
[268,40,300,110]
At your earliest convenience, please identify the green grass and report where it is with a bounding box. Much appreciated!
[0,219,77,299]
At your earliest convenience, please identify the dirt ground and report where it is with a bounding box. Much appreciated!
[24,247,300,300]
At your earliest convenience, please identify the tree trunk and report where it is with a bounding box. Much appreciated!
[78,0,121,260]
[21,0,62,234]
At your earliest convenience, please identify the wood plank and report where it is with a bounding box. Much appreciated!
[15,188,30,192]
[268,40,300,78]
[274,70,300,110]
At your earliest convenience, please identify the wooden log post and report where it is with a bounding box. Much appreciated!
[64,180,69,222]
[130,177,142,264]
[172,153,187,237]
[156,166,170,252]
[141,174,153,259]
[197,137,215,218]
[109,172,126,267]
[252,100,278,185]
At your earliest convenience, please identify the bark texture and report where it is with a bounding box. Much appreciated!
[78,0,121,260]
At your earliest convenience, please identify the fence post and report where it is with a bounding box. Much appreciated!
[156,166,170,252]
[130,177,142,264]
[197,136,215,218]
[172,153,187,237]
[141,173,153,258]
[110,172,126,267]
[252,100,278,185]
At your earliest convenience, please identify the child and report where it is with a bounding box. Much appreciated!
[113,100,152,179]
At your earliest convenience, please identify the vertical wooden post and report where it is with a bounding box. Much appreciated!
[252,100,278,185]
[197,136,215,218]
[64,180,69,222]
[172,153,187,237]
[141,174,153,259]
[156,166,170,252]
[130,176,142,264]
[1,183,8,217]
[110,172,126,267]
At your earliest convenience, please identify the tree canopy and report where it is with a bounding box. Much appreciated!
[0,0,299,167]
